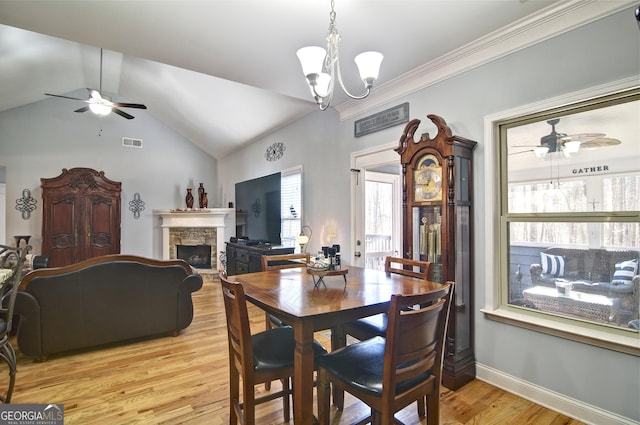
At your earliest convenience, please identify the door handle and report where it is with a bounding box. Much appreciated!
[354,251,361,258]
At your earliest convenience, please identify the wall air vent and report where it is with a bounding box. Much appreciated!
[122,137,143,148]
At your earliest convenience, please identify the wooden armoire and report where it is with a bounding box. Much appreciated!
[41,168,121,267]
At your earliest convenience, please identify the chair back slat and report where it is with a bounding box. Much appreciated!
[383,282,453,400]
[261,253,310,271]
[385,256,431,281]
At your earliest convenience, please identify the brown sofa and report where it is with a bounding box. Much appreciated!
[15,254,203,361]
[530,247,639,322]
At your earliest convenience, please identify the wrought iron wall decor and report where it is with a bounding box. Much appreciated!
[15,189,37,220]
[128,193,145,219]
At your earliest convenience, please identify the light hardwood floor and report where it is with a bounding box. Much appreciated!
[4,279,585,424]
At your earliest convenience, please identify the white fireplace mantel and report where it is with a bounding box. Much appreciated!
[154,208,235,263]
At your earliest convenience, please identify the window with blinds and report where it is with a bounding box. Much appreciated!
[280,168,302,248]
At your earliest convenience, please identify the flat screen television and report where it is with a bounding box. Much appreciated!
[235,172,281,245]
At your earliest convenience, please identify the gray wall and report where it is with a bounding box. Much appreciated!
[218,8,640,422]
[0,92,218,257]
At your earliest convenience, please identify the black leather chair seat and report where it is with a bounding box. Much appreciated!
[252,326,326,372]
[268,313,286,328]
[345,314,387,338]
[316,336,430,397]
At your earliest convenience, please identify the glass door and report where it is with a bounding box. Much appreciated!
[365,171,400,270]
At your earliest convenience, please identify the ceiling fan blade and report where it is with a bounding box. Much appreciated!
[74,106,90,113]
[565,132,606,142]
[509,149,534,156]
[113,102,147,109]
[112,108,135,120]
[581,137,621,149]
[45,93,88,102]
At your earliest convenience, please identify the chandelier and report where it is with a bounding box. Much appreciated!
[296,0,383,110]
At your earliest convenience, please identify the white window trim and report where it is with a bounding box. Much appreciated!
[481,77,640,356]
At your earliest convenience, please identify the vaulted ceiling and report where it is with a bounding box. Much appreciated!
[0,1,633,159]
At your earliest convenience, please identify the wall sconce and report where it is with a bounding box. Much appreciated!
[326,226,337,242]
[296,225,312,253]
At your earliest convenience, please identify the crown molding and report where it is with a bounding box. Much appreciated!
[336,0,636,121]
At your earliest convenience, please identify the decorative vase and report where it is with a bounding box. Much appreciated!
[202,192,208,208]
[198,183,205,208]
[185,188,194,209]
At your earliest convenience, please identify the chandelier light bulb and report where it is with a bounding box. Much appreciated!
[297,46,327,79]
[354,51,383,87]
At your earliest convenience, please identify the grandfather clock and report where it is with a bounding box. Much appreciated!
[395,114,476,390]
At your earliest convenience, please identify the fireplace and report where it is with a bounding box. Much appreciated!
[156,208,235,280]
[177,244,212,269]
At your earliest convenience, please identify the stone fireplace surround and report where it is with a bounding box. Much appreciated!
[156,209,235,280]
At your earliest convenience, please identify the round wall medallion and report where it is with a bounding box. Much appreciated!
[265,142,285,162]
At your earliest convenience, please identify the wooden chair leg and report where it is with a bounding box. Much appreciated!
[265,312,273,391]
[426,391,439,425]
[282,378,291,422]
[417,395,426,417]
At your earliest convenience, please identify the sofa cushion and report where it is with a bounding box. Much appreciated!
[540,252,565,278]
[612,259,638,285]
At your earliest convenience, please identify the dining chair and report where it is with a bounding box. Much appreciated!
[0,243,31,403]
[219,271,326,425]
[260,252,311,391]
[340,257,432,416]
[317,282,454,425]
[343,256,432,341]
[261,253,310,330]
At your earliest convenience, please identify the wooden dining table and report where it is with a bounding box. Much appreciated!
[225,265,443,425]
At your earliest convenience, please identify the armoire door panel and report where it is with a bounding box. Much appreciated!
[45,196,79,267]
[42,168,121,267]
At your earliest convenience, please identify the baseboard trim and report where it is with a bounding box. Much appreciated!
[476,363,639,425]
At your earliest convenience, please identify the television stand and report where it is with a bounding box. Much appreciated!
[225,242,294,275]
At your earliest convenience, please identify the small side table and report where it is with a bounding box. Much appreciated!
[306,267,348,288]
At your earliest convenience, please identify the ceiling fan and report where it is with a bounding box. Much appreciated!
[45,49,147,120]
[510,118,620,158]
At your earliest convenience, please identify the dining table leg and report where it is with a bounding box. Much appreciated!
[293,320,317,425]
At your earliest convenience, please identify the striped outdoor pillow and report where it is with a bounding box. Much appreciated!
[612,259,638,285]
[540,252,565,278]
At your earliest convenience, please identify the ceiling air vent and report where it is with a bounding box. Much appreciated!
[122,137,143,148]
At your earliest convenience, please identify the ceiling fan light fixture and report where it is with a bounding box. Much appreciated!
[89,102,112,116]
[534,146,549,158]
[564,140,581,153]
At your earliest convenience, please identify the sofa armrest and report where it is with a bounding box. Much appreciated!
[183,273,203,293]
[176,273,204,331]
[14,291,44,360]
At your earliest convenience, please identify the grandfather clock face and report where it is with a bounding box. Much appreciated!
[413,154,442,202]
